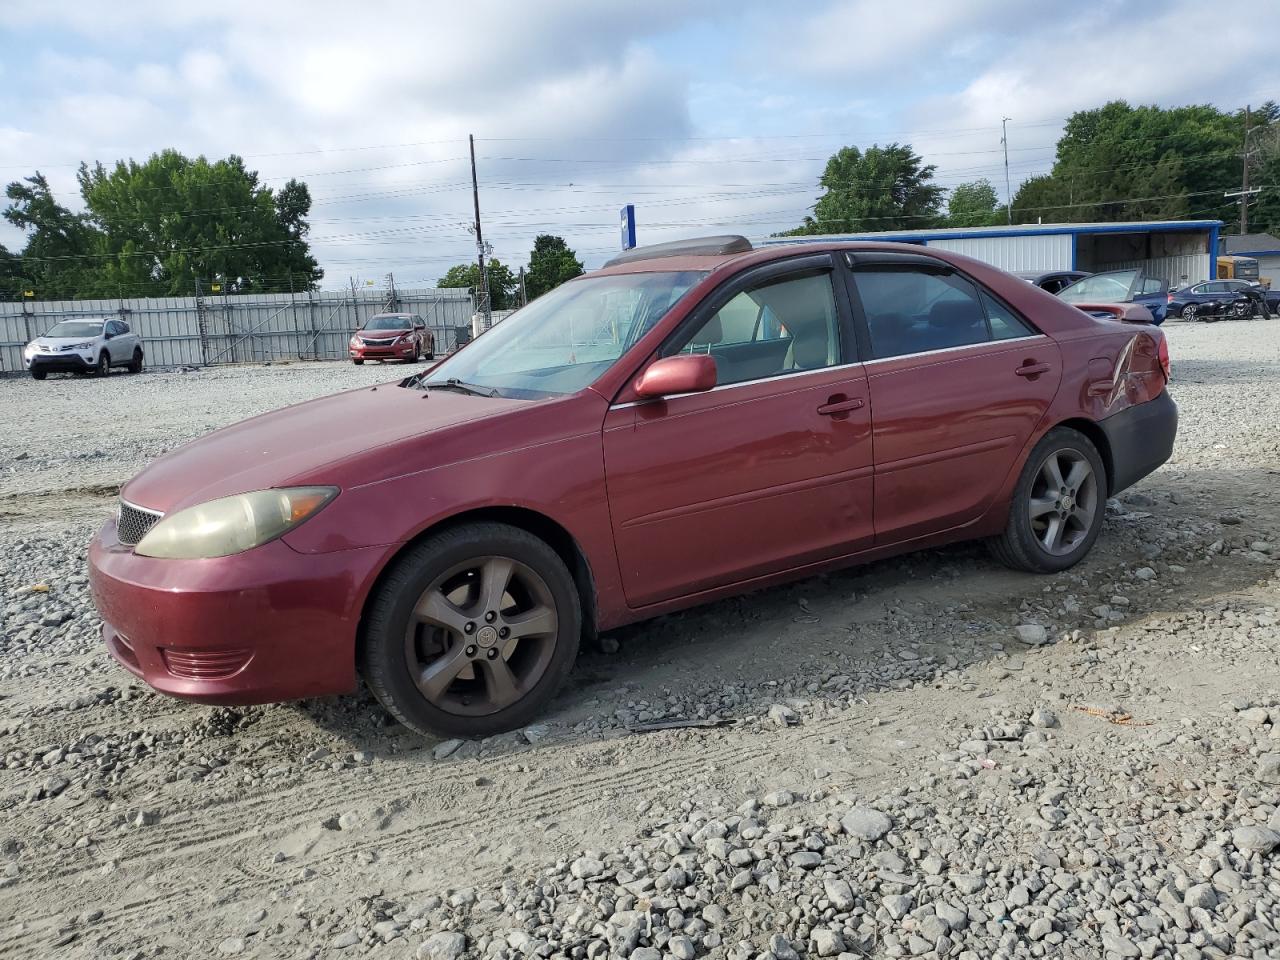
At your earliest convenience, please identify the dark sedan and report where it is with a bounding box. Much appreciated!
[1167,280,1275,320]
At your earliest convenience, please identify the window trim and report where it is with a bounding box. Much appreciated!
[841,254,1041,361]
[655,252,857,386]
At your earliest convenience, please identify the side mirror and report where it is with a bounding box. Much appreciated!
[634,354,717,399]
[103,331,114,340]
[415,324,425,331]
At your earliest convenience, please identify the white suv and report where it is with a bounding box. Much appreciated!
[23,318,144,380]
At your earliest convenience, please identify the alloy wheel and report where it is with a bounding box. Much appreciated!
[403,556,559,717]
[1028,449,1098,556]
[1183,304,1197,320]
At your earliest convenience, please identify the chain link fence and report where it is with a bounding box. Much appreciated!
[0,287,475,373]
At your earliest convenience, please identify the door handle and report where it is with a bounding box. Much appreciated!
[1015,361,1051,377]
[817,396,865,416]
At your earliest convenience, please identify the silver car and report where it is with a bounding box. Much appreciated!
[23,318,144,380]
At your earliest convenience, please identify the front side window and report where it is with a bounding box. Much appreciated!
[665,270,841,386]
[852,268,990,359]
[422,270,705,399]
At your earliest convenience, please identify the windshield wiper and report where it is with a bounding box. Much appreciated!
[424,378,502,398]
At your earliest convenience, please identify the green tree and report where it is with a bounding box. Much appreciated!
[524,234,583,300]
[2,172,103,298]
[1010,101,1241,226]
[76,150,321,295]
[947,179,1003,227]
[438,258,518,310]
[785,143,943,235]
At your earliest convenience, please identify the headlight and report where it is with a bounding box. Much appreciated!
[134,487,338,559]
[73,341,94,349]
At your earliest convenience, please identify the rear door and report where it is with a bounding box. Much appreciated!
[603,254,874,607]
[843,252,1062,545]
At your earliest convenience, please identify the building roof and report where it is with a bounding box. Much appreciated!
[1221,232,1280,255]
[763,220,1223,246]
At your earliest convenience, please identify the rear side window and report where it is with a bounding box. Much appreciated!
[852,269,987,359]
[852,267,1035,359]
[980,291,1034,340]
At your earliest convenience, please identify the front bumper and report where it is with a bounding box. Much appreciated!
[88,518,386,705]
[27,352,96,372]
[350,341,415,361]
[1099,389,1178,496]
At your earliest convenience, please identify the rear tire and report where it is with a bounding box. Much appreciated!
[989,427,1107,574]
[359,522,582,739]
[1181,304,1197,320]
[30,368,46,381]
[127,349,143,374]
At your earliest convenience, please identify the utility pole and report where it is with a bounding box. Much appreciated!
[469,134,492,329]
[518,266,528,307]
[1242,104,1251,235]
[1225,104,1261,237]
[1001,117,1013,225]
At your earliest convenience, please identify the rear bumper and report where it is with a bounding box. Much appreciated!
[88,518,383,705]
[1100,390,1177,495]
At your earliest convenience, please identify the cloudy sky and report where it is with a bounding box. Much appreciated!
[1,0,1272,290]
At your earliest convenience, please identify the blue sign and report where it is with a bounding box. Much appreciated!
[620,204,636,250]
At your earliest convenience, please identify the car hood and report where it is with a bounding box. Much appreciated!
[357,329,411,338]
[32,335,101,347]
[122,383,523,514]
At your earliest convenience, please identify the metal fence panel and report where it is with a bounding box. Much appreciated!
[0,287,475,373]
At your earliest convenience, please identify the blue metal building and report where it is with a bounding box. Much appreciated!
[765,220,1223,286]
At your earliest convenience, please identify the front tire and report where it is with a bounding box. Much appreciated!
[360,522,582,739]
[989,427,1106,574]
[97,353,110,377]
[352,359,364,365]
[30,368,46,381]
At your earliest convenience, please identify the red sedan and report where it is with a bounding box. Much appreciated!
[348,312,435,364]
[89,237,1176,738]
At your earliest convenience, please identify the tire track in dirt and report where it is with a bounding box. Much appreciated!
[0,736,771,955]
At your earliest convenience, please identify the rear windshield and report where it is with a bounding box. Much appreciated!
[45,321,105,338]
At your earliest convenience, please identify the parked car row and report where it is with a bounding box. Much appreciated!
[1020,268,1275,324]
[89,235,1177,737]
[18,312,447,382]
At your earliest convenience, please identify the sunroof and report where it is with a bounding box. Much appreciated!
[603,235,753,268]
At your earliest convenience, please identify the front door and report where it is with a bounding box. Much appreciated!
[843,253,1062,545]
[603,256,874,608]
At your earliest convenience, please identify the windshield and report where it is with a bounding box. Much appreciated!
[45,321,104,338]
[1059,270,1137,304]
[422,270,706,399]
[364,315,414,331]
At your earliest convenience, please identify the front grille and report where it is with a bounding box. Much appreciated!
[117,501,163,546]
[161,647,252,680]
[361,337,397,346]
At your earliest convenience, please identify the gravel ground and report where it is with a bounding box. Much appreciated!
[1,322,1278,960]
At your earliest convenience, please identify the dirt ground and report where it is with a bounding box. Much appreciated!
[1,320,1278,960]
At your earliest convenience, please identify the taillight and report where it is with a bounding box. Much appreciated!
[1157,337,1171,380]
[1166,293,1173,303]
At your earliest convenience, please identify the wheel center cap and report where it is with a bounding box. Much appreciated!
[476,625,499,648]
[1061,494,1075,511]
